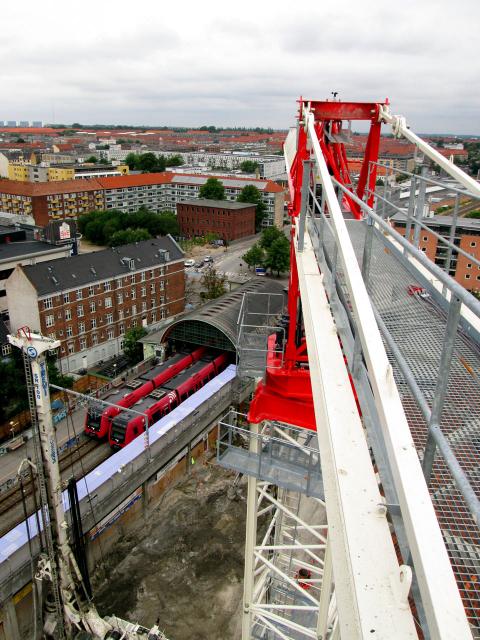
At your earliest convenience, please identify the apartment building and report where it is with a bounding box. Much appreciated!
[6,236,185,372]
[0,178,105,226]
[0,172,285,228]
[391,212,480,292]
[157,150,286,180]
[177,199,255,240]
[101,173,284,228]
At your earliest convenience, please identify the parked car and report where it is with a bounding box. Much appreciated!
[184,259,195,268]
[195,261,204,269]
[203,255,213,263]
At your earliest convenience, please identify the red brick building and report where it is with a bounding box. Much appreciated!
[391,213,480,292]
[6,236,185,372]
[177,199,256,241]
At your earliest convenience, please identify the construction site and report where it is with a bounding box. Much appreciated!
[0,98,479,640]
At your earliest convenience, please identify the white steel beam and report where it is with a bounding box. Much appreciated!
[294,201,417,636]
[379,105,480,197]
[304,106,472,638]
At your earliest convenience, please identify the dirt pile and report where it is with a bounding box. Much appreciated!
[93,464,246,640]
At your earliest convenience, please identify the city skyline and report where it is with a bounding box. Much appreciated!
[1,0,479,134]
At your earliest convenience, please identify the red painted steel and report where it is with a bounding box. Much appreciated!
[247,98,382,430]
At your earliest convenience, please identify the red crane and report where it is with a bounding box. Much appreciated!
[248,98,385,430]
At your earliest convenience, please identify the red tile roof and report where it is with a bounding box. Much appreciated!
[0,178,104,196]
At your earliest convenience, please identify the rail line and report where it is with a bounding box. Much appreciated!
[0,436,111,537]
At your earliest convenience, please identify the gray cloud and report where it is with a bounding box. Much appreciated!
[1,0,479,133]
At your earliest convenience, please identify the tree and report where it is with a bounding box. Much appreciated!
[200,266,227,300]
[243,243,265,269]
[138,152,158,172]
[85,155,98,164]
[264,237,290,276]
[165,154,184,167]
[259,226,283,250]
[125,152,139,170]
[240,160,259,173]
[237,185,267,231]
[199,177,225,200]
[123,326,147,364]
[109,228,151,246]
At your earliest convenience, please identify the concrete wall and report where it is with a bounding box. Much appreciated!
[6,266,40,333]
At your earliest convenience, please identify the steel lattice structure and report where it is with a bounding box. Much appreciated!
[219,98,480,639]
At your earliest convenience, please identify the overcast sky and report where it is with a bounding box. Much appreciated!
[1,0,479,133]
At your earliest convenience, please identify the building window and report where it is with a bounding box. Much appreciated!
[131,288,136,300]
[90,301,96,313]
[66,326,73,337]
[43,297,53,310]
[119,309,124,320]
[68,342,75,354]
[150,269,154,279]
[161,309,166,320]
[130,274,136,284]
[141,286,146,297]
[140,272,146,282]
[423,236,428,242]
[91,318,97,328]
[1,344,12,356]
[63,293,69,304]
[132,305,137,316]
[160,280,165,291]
[106,313,113,324]
[77,305,84,317]
[92,333,98,345]
[150,283,155,293]
[160,266,165,276]
[465,274,471,279]
[117,293,123,304]
[119,323,125,335]
[76,289,83,300]
[45,314,54,327]
[89,285,95,296]
[65,308,72,321]
[467,263,472,269]
[105,297,112,308]
[132,319,137,327]
[79,338,87,350]
[79,322,85,334]
[107,329,115,340]
[104,281,112,291]
[142,301,147,311]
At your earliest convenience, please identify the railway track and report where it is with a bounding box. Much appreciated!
[0,436,112,537]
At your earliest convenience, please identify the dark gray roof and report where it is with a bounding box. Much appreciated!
[178,199,256,210]
[392,211,480,232]
[0,241,67,263]
[22,235,184,296]
[150,278,285,352]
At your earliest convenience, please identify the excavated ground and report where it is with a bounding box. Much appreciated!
[92,463,247,640]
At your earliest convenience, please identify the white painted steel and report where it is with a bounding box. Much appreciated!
[379,105,480,197]
[294,221,418,638]
[304,106,472,638]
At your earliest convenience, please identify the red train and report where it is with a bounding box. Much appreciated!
[84,348,206,439]
[109,352,228,449]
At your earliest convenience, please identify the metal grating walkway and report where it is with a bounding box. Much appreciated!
[328,219,480,634]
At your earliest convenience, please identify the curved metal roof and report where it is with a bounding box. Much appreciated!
[158,278,286,352]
